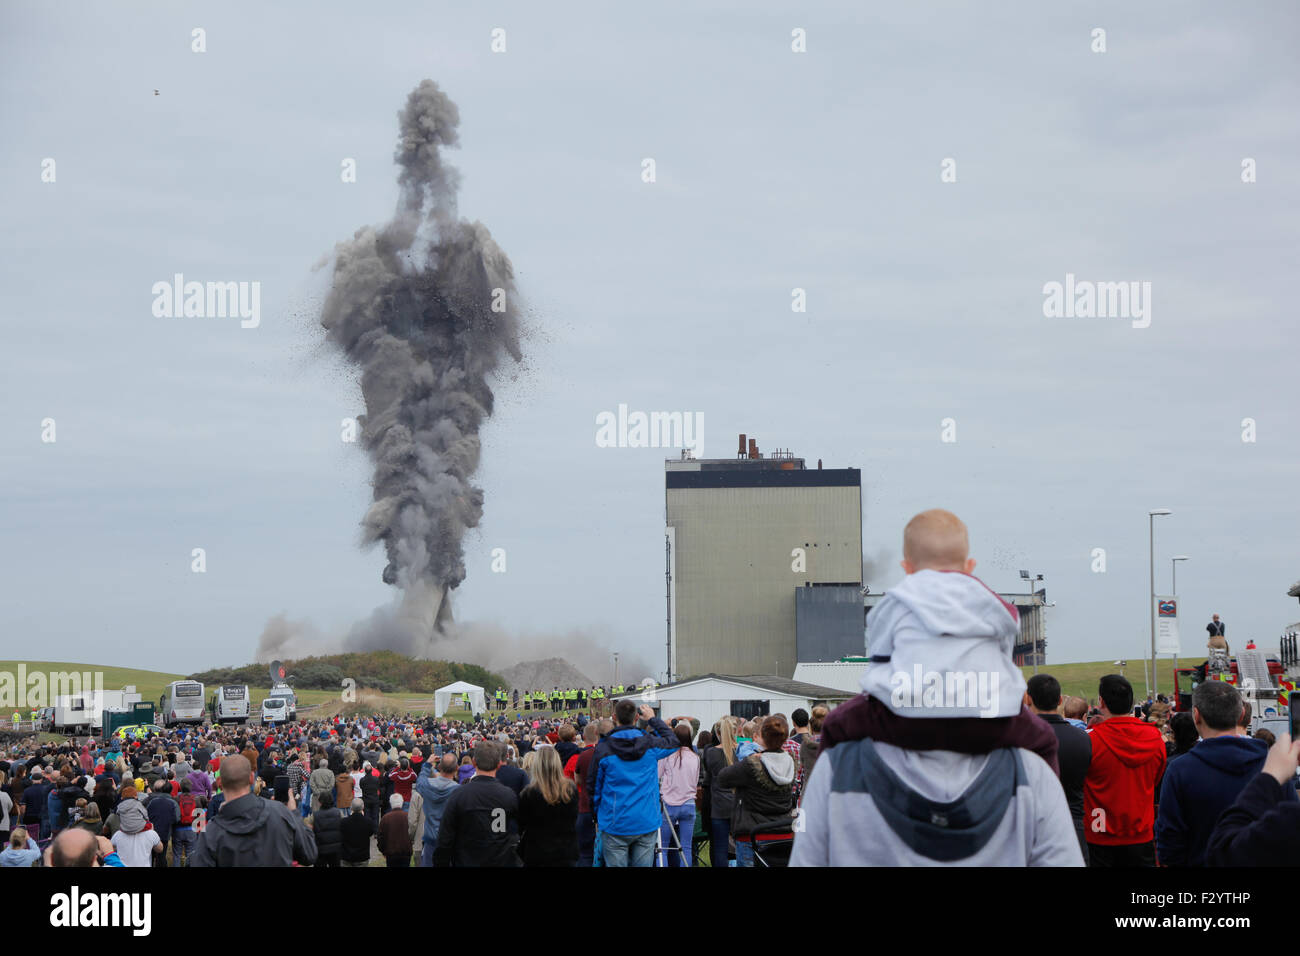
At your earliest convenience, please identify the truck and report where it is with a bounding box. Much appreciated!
[265,683,297,720]
[52,687,143,735]
[1173,646,1289,737]
[102,702,155,739]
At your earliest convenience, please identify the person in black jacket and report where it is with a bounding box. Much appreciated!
[1207,733,1300,866]
[554,724,581,768]
[190,755,317,868]
[517,747,578,867]
[339,797,374,866]
[702,719,740,868]
[1026,674,1092,863]
[310,790,343,867]
[192,741,212,773]
[21,771,53,834]
[495,750,529,797]
[359,762,383,832]
[433,742,520,867]
[716,715,796,867]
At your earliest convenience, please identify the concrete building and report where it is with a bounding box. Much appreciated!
[612,674,852,731]
[665,434,862,680]
[792,659,868,694]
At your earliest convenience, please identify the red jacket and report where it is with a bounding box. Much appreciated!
[1083,716,1167,846]
[571,746,598,814]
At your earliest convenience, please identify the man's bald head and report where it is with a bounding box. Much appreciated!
[49,827,98,867]
[219,754,254,795]
[902,509,975,574]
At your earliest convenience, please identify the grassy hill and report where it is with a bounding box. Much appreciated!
[188,651,505,696]
[0,661,186,709]
[1019,660,1165,702]
[0,656,500,719]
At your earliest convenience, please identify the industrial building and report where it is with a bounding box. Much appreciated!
[665,434,862,680]
[792,659,868,694]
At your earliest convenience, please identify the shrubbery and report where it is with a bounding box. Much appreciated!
[189,652,504,694]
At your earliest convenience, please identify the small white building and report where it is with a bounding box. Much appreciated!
[611,674,851,732]
[792,660,867,695]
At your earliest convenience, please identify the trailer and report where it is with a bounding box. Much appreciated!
[52,687,142,734]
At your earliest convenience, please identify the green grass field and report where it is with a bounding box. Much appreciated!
[3,658,1179,721]
[1018,659,1185,702]
[0,661,439,718]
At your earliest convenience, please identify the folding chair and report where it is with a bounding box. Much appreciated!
[690,809,710,867]
[736,820,795,868]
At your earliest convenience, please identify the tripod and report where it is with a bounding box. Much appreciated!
[655,797,691,867]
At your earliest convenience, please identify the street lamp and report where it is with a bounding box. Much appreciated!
[1170,557,1188,674]
[1148,509,1172,697]
[1020,570,1046,672]
[1171,556,1189,595]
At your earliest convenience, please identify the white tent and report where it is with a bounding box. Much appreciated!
[433,680,487,718]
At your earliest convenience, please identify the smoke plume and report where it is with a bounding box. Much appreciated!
[320,80,521,655]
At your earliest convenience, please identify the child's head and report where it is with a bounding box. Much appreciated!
[901,509,975,574]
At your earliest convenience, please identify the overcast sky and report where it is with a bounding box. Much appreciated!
[2,1,1297,682]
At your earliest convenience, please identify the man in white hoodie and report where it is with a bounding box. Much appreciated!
[791,509,1082,867]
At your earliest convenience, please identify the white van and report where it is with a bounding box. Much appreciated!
[212,684,250,723]
[159,680,205,727]
[260,696,288,723]
[267,683,297,720]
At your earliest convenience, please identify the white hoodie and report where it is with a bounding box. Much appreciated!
[860,570,1026,719]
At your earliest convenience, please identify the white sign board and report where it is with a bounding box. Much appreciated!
[1155,595,1181,654]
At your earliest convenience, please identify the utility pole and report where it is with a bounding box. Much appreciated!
[1148,509,1171,697]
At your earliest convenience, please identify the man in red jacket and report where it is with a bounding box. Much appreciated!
[1083,675,1167,866]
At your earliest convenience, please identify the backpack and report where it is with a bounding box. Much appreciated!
[178,793,196,825]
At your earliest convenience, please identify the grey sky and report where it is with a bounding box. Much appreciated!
[2,2,1297,680]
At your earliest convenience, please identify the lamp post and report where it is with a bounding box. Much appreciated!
[1020,570,1046,672]
[1149,510,1172,697]
[1171,556,1188,595]
[1171,556,1188,674]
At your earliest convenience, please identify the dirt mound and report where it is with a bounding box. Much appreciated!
[499,658,593,691]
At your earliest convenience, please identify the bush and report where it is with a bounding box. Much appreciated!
[189,652,504,696]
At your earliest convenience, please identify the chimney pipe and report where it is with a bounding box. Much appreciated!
[818,458,823,470]
[738,433,746,458]
[749,438,758,459]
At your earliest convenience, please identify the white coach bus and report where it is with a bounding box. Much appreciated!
[211,684,250,723]
[159,680,206,727]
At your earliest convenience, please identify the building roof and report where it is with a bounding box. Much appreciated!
[612,673,853,701]
[667,468,860,490]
